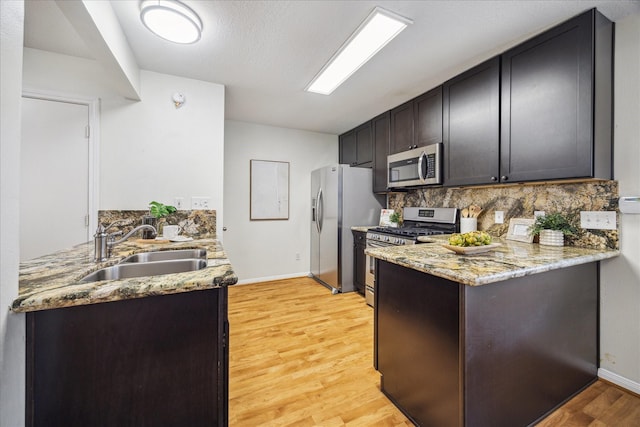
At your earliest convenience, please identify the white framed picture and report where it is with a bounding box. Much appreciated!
[506,218,535,243]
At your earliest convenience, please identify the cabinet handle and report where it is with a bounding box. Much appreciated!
[501,176,508,181]
[491,176,498,182]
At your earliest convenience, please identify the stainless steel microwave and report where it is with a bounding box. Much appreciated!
[387,143,443,188]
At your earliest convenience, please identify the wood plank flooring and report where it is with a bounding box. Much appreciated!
[228,277,640,426]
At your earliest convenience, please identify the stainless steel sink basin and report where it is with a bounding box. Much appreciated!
[80,259,208,283]
[120,249,207,263]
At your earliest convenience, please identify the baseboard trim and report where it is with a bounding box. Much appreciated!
[598,368,640,395]
[235,273,309,285]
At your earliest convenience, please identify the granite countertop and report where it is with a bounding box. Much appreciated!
[12,238,237,313]
[365,236,619,286]
[351,226,378,233]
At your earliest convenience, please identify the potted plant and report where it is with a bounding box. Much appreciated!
[389,211,401,228]
[143,201,177,239]
[529,212,577,246]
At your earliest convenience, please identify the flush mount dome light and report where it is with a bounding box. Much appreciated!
[140,0,203,44]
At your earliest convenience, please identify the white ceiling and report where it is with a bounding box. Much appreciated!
[24,0,640,135]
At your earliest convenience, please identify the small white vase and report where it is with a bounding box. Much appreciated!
[460,217,478,234]
[539,229,564,246]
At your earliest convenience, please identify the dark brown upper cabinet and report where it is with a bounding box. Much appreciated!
[389,100,414,154]
[390,86,443,155]
[372,112,390,193]
[500,9,613,183]
[443,57,500,187]
[339,122,373,167]
[414,87,443,148]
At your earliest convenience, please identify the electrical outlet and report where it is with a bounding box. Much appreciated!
[174,197,184,210]
[534,211,545,218]
[295,253,300,261]
[580,211,616,230]
[494,211,504,224]
[191,196,210,210]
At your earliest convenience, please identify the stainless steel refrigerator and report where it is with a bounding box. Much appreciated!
[310,165,384,293]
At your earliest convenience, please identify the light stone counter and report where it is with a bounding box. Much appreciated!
[12,238,237,313]
[365,236,619,286]
[351,225,377,233]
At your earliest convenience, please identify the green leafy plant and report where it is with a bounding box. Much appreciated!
[529,212,577,236]
[149,201,177,219]
[389,211,401,224]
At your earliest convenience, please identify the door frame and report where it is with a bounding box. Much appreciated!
[21,89,100,237]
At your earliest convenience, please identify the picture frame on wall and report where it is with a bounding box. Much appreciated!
[506,218,536,243]
[250,159,289,220]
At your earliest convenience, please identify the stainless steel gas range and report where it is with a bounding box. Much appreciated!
[364,207,459,306]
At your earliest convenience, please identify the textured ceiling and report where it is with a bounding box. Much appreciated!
[24,0,640,135]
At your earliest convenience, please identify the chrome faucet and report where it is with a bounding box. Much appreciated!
[94,221,157,262]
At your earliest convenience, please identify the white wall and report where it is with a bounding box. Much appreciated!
[224,120,337,283]
[0,2,25,426]
[22,50,226,238]
[100,70,225,237]
[599,12,640,393]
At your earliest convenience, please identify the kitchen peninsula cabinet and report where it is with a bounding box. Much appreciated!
[443,57,500,186]
[26,288,229,427]
[375,259,598,427]
[390,87,442,155]
[372,112,390,193]
[501,9,613,182]
[339,122,373,167]
[15,238,237,427]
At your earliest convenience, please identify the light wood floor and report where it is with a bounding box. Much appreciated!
[228,277,640,426]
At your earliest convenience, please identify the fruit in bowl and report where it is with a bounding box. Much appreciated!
[448,231,492,247]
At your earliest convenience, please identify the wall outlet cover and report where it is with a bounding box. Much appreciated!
[494,211,504,224]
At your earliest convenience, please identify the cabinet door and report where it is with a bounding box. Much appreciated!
[414,86,443,148]
[372,112,390,193]
[443,57,500,186]
[352,231,366,295]
[501,11,598,182]
[355,122,373,166]
[339,130,357,166]
[389,100,414,154]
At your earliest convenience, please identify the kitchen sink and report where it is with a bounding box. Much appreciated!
[120,249,207,263]
[80,259,208,283]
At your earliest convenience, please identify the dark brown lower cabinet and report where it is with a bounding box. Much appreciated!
[375,261,598,427]
[26,288,229,427]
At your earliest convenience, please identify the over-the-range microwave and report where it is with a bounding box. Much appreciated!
[387,143,443,189]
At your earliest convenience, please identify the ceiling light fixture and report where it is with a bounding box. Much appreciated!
[306,7,412,95]
[140,0,203,44]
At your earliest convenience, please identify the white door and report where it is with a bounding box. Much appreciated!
[20,97,90,261]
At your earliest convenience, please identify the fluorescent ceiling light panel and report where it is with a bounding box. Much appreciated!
[306,7,412,95]
[140,0,203,44]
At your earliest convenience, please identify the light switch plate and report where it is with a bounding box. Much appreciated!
[191,197,210,210]
[580,211,616,230]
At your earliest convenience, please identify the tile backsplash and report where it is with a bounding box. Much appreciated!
[98,210,217,239]
[388,180,618,250]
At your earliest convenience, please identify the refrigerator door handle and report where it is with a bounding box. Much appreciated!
[317,188,324,233]
[312,198,316,222]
